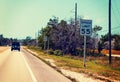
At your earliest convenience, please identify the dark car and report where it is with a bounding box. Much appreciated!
[11,42,20,51]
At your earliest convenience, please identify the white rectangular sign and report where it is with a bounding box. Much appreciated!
[80,19,92,36]
[44,36,47,42]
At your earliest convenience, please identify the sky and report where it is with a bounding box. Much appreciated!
[0,0,120,39]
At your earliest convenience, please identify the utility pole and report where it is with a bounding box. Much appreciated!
[44,41,46,50]
[108,0,112,64]
[74,2,77,55]
[37,30,39,47]
[75,3,77,30]
[47,36,49,50]
[35,30,39,47]
[35,32,38,46]
[44,36,47,50]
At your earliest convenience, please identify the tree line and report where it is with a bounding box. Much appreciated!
[2,16,118,56]
[35,17,120,56]
[0,34,11,46]
[36,17,102,56]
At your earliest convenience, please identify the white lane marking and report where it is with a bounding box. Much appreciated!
[21,52,37,82]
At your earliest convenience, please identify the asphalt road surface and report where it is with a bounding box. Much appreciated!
[0,47,71,82]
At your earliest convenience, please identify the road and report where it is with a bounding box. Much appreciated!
[0,47,71,82]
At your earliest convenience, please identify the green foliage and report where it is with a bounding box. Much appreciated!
[98,41,103,55]
[38,26,54,49]
[101,33,120,50]
[92,25,102,55]
[38,35,44,49]
[113,34,120,50]
[101,33,109,43]
[23,36,36,46]
[28,46,42,51]
[0,35,11,46]
[53,50,62,56]
[76,48,83,57]
[93,25,102,32]
[47,49,54,55]
[38,17,105,55]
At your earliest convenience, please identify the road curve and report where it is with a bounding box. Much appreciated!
[0,47,71,82]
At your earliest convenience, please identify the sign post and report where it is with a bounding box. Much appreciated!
[80,19,92,67]
[83,35,86,67]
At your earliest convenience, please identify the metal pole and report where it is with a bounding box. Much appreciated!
[44,36,46,50]
[47,37,49,50]
[35,32,38,46]
[83,35,86,67]
[109,0,112,64]
[75,3,77,29]
[74,3,77,55]
[44,41,46,50]
[37,30,39,47]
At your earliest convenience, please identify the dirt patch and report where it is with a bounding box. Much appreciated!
[102,49,120,55]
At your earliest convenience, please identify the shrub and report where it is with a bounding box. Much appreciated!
[75,49,84,57]
[53,50,62,56]
[28,46,42,51]
[34,47,42,51]
[47,49,54,55]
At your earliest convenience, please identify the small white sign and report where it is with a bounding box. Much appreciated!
[44,36,47,42]
[80,19,92,36]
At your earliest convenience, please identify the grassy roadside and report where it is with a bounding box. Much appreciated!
[27,46,120,81]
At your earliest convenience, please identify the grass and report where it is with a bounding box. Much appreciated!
[27,46,120,81]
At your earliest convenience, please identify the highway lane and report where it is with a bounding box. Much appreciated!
[0,47,71,82]
[0,49,33,82]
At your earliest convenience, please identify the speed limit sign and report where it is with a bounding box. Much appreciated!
[80,19,92,36]
[80,19,92,67]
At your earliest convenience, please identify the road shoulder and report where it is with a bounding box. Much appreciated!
[25,49,106,82]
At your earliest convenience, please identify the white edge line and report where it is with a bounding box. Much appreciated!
[22,53,37,82]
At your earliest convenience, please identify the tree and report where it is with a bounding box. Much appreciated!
[113,34,120,50]
[38,17,104,56]
[98,40,103,56]
[23,36,36,46]
[92,25,102,55]
[0,35,11,46]
[38,17,79,55]
[101,33,114,49]
[100,33,120,50]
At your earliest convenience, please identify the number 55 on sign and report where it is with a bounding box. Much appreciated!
[80,19,92,36]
